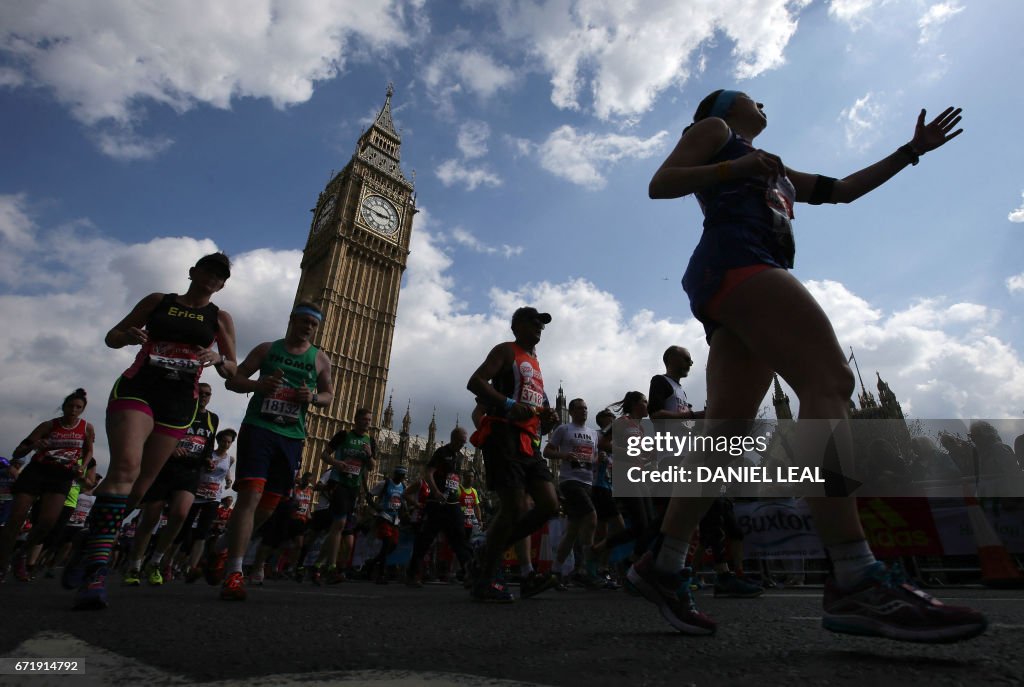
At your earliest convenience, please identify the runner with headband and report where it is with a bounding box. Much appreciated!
[209,301,333,601]
[628,89,984,641]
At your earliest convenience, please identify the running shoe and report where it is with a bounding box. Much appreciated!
[326,567,346,585]
[471,578,515,603]
[203,548,227,586]
[520,570,560,599]
[73,567,109,610]
[0,569,6,584]
[294,566,306,583]
[553,573,569,592]
[12,553,31,582]
[123,568,142,586]
[161,562,174,583]
[145,563,164,586]
[713,571,764,598]
[249,567,264,586]
[220,571,246,601]
[822,562,987,643]
[406,572,424,588]
[185,566,202,584]
[626,553,716,635]
[310,566,323,586]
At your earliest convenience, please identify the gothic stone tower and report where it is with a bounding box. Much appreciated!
[296,85,415,473]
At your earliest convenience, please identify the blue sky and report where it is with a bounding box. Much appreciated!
[1,0,1022,472]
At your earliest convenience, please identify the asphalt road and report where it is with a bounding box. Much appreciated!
[2,575,1022,687]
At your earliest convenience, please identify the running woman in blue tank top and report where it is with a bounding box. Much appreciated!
[628,90,986,643]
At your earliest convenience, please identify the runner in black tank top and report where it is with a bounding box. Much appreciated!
[67,252,238,611]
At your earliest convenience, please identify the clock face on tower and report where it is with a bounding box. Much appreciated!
[312,194,337,235]
[360,195,400,237]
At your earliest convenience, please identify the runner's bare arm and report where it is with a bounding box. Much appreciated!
[224,342,275,395]
[209,310,238,379]
[12,420,54,459]
[467,343,514,409]
[789,106,963,204]
[105,292,163,348]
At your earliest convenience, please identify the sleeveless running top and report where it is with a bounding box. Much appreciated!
[291,486,314,521]
[683,130,797,322]
[459,485,480,528]
[196,449,232,502]
[493,343,546,438]
[175,410,218,467]
[376,479,406,524]
[124,294,220,393]
[242,339,319,439]
[33,418,88,471]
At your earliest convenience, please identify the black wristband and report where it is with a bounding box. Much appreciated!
[809,175,837,205]
[897,143,920,166]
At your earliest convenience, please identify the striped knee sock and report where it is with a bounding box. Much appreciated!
[82,494,129,570]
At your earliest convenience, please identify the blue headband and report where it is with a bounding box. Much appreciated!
[292,306,323,321]
[708,90,741,119]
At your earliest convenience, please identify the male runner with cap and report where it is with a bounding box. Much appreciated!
[467,307,560,602]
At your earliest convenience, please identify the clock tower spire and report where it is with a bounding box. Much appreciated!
[295,84,416,474]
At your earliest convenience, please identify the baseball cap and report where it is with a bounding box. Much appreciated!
[194,252,232,279]
[511,306,552,325]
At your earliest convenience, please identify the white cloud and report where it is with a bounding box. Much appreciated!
[496,0,809,120]
[0,193,34,247]
[0,0,414,155]
[0,66,24,87]
[456,120,491,159]
[1007,274,1024,295]
[807,280,1024,419]
[828,0,883,26]
[533,125,669,190]
[422,47,516,112]
[1009,192,1024,223]
[435,158,503,190]
[95,129,174,161]
[839,92,885,151]
[3,198,1023,474]
[449,227,523,258]
[918,2,964,45]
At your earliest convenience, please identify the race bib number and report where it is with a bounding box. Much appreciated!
[571,445,594,465]
[149,342,202,376]
[196,481,220,500]
[68,507,89,526]
[44,448,80,466]
[178,437,207,459]
[388,494,403,511]
[260,386,301,425]
[519,386,544,407]
[338,458,363,476]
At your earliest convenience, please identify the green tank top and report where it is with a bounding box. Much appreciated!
[242,339,319,439]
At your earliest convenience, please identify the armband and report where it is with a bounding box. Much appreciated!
[808,175,837,205]
[504,397,516,412]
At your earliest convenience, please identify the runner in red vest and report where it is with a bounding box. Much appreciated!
[1,389,95,582]
[467,306,560,602]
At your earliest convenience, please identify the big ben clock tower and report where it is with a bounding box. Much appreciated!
[296,84,415,472]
